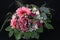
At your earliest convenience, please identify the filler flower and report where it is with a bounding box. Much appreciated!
[16,7,31,17]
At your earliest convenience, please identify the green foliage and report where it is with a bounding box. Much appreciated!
[0,17,10,32]
[14,29,23,40]
[44,21,54,29]
[23,32,31,39]
[31,31,39,39]
[41,3,46,7]
[45,19,51,23]
[5,26,13,31]
[36,26,43,33]
[9,31,14,37]
[23,31,40,39]
[15,0,23,7]
[41,12,47,20]
[5,26,14,38]
[40,7,50,13]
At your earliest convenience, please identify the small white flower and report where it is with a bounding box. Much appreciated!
[36,10,40,15]
[40,20,43,23]
[34,24,38,29]
[29,28,33,32]
[36,15,41,19]
[12,14,16,19]
[32,7,37,11]
[32,24,38,30]
[32,11,36,14]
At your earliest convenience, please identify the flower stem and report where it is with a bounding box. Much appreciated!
[0,17,10,32]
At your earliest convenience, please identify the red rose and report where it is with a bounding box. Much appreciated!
[29,13,36,17]
[36,20,42,28]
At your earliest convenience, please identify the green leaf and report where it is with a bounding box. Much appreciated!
[7,19,11,22]
[35,34,39,39]
[15,0,23,7]
[44,22,54,29]
[14,29,22,40]
[40,7,50,13]
[46,19,51,22]
[0,16,10,32]
[33,17,38,21]
[41,13,47,20]
[31,31,39,39]
[37,26,43,33]
[9,31,13,38]
[23,32,31,39]
[41,3,46,7]
[5,26,13,31]
[6,12,12,16]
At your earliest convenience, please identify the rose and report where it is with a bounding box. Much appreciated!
[16,7,31,17]
[36,20,42,28]
[10,18,17,29]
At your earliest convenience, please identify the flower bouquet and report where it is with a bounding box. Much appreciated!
[0,0,54,40]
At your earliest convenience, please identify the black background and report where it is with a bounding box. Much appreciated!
[0,0,60,40]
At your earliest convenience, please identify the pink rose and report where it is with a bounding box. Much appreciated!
[16,7,31,17]
[10,18,17,29]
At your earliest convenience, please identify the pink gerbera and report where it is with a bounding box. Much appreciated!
[16,7,31,17]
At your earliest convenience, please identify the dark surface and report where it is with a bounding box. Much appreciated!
[0,0,60,40]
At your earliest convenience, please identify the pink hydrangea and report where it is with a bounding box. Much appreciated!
[16,17,29,32]
[16,7,31,17]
